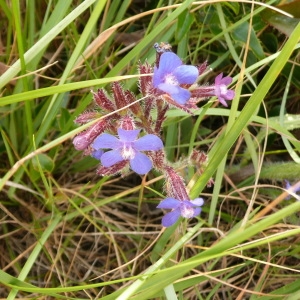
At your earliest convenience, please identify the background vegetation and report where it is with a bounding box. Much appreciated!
[0,0,300,299]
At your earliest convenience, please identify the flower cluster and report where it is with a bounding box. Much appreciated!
[152,46,235,110]
[72,42,235,227]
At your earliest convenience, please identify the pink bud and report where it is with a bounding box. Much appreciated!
[138,62,153,96]
[190,150,214,188]
[190,150,208,165]
[112,82,129,109]
[73,120,110,150]
[164,166,189,200]
[74,111,99,124]
[197,61,208,76]
[119,115,135,130]
[125,90,142,116]
[149,150,165,170]
[96,160,128,176]
[73,135,90,150]
[93,89,115,112]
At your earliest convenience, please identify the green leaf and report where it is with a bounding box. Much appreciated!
[261,7,300,36]
[261,32,278,52]
[222,1,240,15]
[59,107,73,131]
[32,153,54,173]
[176,10,194,41]
[232,21,265,59]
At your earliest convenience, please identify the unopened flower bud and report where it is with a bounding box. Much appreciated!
[73,120,109,151]
[164,166,189,200]
[74,111,99,124]
[73,134,90,150]
[112,82,129,110]
[119,115,135,130]
[93,89,115,112]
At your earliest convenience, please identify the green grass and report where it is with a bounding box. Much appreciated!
[1,0,300,299]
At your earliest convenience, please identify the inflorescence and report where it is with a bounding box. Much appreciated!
[73,42,235,227]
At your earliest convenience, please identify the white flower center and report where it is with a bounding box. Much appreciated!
[219,85,227,95]
[164,73,179,86]
[122,143,135,160]
[181,203,194,218]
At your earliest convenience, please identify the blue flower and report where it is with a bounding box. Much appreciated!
[153,52,199,105]
[157,197,204,227]
[92,128,163,175]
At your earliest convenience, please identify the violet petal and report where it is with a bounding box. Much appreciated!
[218,96,228,107]
[118,128,140,142]
[158,83,191,104]
[130,152,152,174]
[134,135,163,151]
[220,76,232,86]
[173,65,198,84]
[157,83,180,95]
[224,90,235,100]
[157,198,180,209]
[161,209,181,227]
[215,73,223,85]
[191,207,201,217]
[191,197,205,206]
[101,150,124,167]
[153,66,164,88]
[171,88,191,105]
[91,149,104,160]
[93,133,121,150]
[159,52,182,73]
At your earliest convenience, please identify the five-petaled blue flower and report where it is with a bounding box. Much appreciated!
[92,128,163,175]
[157,197,204,227]
[153,52,199,105]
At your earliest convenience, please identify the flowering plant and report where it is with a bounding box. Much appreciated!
[73,42,235,227]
